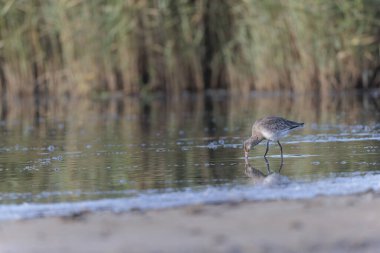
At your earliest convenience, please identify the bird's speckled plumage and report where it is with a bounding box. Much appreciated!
[252,116,303,141]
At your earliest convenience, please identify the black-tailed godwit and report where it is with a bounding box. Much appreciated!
[243,116,304,162]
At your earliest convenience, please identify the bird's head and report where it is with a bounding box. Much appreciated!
[243,138,253,159]
[243,135,262,160]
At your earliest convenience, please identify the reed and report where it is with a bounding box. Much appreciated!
[0,0,379,97]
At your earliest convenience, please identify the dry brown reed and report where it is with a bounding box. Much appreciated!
[0,0,379,97]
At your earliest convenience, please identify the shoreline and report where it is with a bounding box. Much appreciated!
[2,170,380,221]
[1,191,380,253]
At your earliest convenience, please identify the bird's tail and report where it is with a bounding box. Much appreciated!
[289,122,304,130]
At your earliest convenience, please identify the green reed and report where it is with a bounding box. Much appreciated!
[0,0,379,97]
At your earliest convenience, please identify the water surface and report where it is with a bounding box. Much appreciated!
[0,91,379,219]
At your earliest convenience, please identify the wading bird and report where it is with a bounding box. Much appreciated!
[243,116,304,163]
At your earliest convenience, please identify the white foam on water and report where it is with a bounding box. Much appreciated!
[286,135,380,144]
[196,133,380,150]
[1,171,380,220]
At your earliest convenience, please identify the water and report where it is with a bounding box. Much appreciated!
[0,90,379,219]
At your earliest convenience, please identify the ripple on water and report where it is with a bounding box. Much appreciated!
[0,93,380,220]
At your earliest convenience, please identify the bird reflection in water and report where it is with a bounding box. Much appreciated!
[244,158,290,186]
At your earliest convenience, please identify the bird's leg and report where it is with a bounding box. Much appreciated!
[279,162,283,173]
[264,140,270,157]
[277,141,283,165]
[264,156,271,174]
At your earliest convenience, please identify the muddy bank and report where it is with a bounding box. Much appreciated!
[1,192,380,253]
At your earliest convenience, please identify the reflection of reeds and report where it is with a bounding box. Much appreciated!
[0,91,379,193]
[0,1,379,96]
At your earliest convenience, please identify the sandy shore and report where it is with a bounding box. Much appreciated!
[1,192,380,253]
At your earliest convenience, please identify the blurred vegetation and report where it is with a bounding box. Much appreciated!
[0,0,379,97]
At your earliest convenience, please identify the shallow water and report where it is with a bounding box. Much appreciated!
[0,90,379,219]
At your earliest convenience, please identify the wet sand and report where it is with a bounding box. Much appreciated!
[1,192,380,253]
